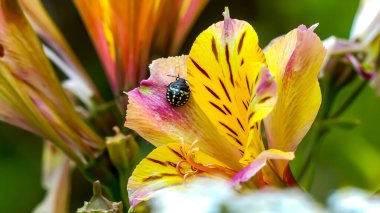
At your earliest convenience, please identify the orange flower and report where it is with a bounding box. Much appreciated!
[73,0,208,94]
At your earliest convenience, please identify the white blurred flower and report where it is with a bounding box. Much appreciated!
[328,188,380,213]
[149,179,323,213]
[350,0,380,46]
[321,0,380,84]
[150,180,234,213]
[227,189,324,213]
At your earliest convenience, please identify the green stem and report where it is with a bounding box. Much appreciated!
[80,153,123,202]
[299,127,329,190]
[89,99,124,135]
[331,80,368,118]
[297,80,334,188]
[119,171,131,212]
[80,166,115,200]
[298,79,368,190]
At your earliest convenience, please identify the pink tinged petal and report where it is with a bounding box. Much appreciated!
[251,67,278,122]
[222,7,233,39]
[308,23,319,32]
[239,65,278,164]
[230,150,294,188]
[264,25,326,176]
[125,56,242,170]
[19,0,100,100]
[344,53,376,80]
[323,36,362,55]
[320,36,363,77]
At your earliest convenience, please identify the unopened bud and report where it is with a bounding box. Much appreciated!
[106,127,139,173]
[77,181,123,213]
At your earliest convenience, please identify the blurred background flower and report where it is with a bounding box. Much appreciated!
[73,0,208,98]
[0,0,104,166]
[141,180,380,213]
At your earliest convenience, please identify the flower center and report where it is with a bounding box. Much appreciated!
[175,141,237,183]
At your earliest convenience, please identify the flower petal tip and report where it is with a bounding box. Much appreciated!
[229,150,294,187]
[257,66,275,90]
[222,7,233,39]
[309,23,319,31]
[297,23,319,32]
[223,7,230,20]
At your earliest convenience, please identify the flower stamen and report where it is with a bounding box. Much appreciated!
[175,141,237,183]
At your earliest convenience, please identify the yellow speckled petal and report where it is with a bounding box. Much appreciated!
[125,56,242,170]
[188,11,269,153]
[264,25,326,175]
[128,143,233,207]
[241,64,277,165]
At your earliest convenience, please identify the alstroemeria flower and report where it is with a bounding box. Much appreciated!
[18,0,101,109]
[0,0,103,166]
[74,0,208,94]
[350,0,380,47]
[321,0,380,82]
[125,9,326,207]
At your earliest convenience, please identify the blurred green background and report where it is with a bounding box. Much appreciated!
[3,0,380,212]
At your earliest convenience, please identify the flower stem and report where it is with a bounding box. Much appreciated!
[297,79,334,189]
[298,127,329,190]
[331,80,368,118]
[119,171,131,211]
[80,152,123,202]
[298,78,368,190]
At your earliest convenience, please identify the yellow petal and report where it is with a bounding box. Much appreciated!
[0,0,103,164]
[264,25,326,175]
[187,12,269,153]
[128,143,233,207]
[240,64,278,165]
[19,0,99,99]
[125,56,242,170]
[0,62,92,165]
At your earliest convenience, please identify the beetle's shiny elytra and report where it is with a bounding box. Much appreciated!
[166,76,190,107]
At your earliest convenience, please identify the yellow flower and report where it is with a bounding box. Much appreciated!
[125,8,326,207]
